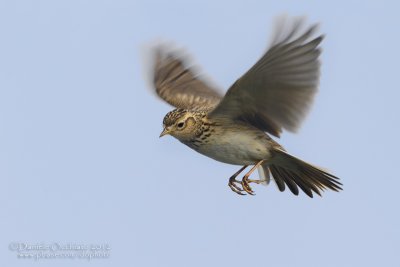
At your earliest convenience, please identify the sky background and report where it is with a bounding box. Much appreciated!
[1,0,399,266]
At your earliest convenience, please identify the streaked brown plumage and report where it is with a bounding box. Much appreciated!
[148,16,342,197]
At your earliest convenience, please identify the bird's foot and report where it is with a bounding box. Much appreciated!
[228,177,246,195]
[227,161,265,196]
[241,176,256,195]
[227,165,248,195]
[241,177,264,195]
[238,160,266,195]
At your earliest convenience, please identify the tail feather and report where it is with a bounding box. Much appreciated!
[270,165,299,195]
[273,165,322,197]
[268,148,342,197]
[267,164,285,191]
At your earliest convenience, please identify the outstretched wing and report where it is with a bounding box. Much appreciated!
[210,17,323,137]
[151,45,222,110]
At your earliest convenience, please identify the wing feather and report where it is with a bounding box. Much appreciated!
[151,45,222,110]
[210,17,323,137]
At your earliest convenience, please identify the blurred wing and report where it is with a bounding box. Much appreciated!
[210,17,323,137]
[151,45,222,110]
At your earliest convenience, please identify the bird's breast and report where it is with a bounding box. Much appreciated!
[182,127,272,165]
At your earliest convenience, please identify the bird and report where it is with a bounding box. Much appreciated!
[147,16,342,197]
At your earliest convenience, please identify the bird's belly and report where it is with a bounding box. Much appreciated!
[189,132,272,165]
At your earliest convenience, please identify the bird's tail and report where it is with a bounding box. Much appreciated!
[259,148,342,197]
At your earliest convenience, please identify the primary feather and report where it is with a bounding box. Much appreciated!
[209,17,323,137]
[152,46,222,110]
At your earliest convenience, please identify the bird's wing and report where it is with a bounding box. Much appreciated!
[209,17,323,137]
[151,45,223,110]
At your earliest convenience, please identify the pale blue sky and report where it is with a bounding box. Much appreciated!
[1,1,399,266]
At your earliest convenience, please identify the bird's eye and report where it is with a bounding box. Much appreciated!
[177,122,185,129]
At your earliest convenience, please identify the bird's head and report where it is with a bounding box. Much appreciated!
[160,109,201,141]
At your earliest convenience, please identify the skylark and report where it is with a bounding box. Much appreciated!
[147,17,342,197]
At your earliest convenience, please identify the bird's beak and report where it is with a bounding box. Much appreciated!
[159,127,170,138]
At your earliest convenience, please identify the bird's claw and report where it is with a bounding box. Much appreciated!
[242,177,256,195]
[228,176,257,196]
[227,162,265,196]
[228,178,246,195]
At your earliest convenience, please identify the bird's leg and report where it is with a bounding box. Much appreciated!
[228,165,248,195]
[241,160,265,195]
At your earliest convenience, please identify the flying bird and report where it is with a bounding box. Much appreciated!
[147,17,342,197]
